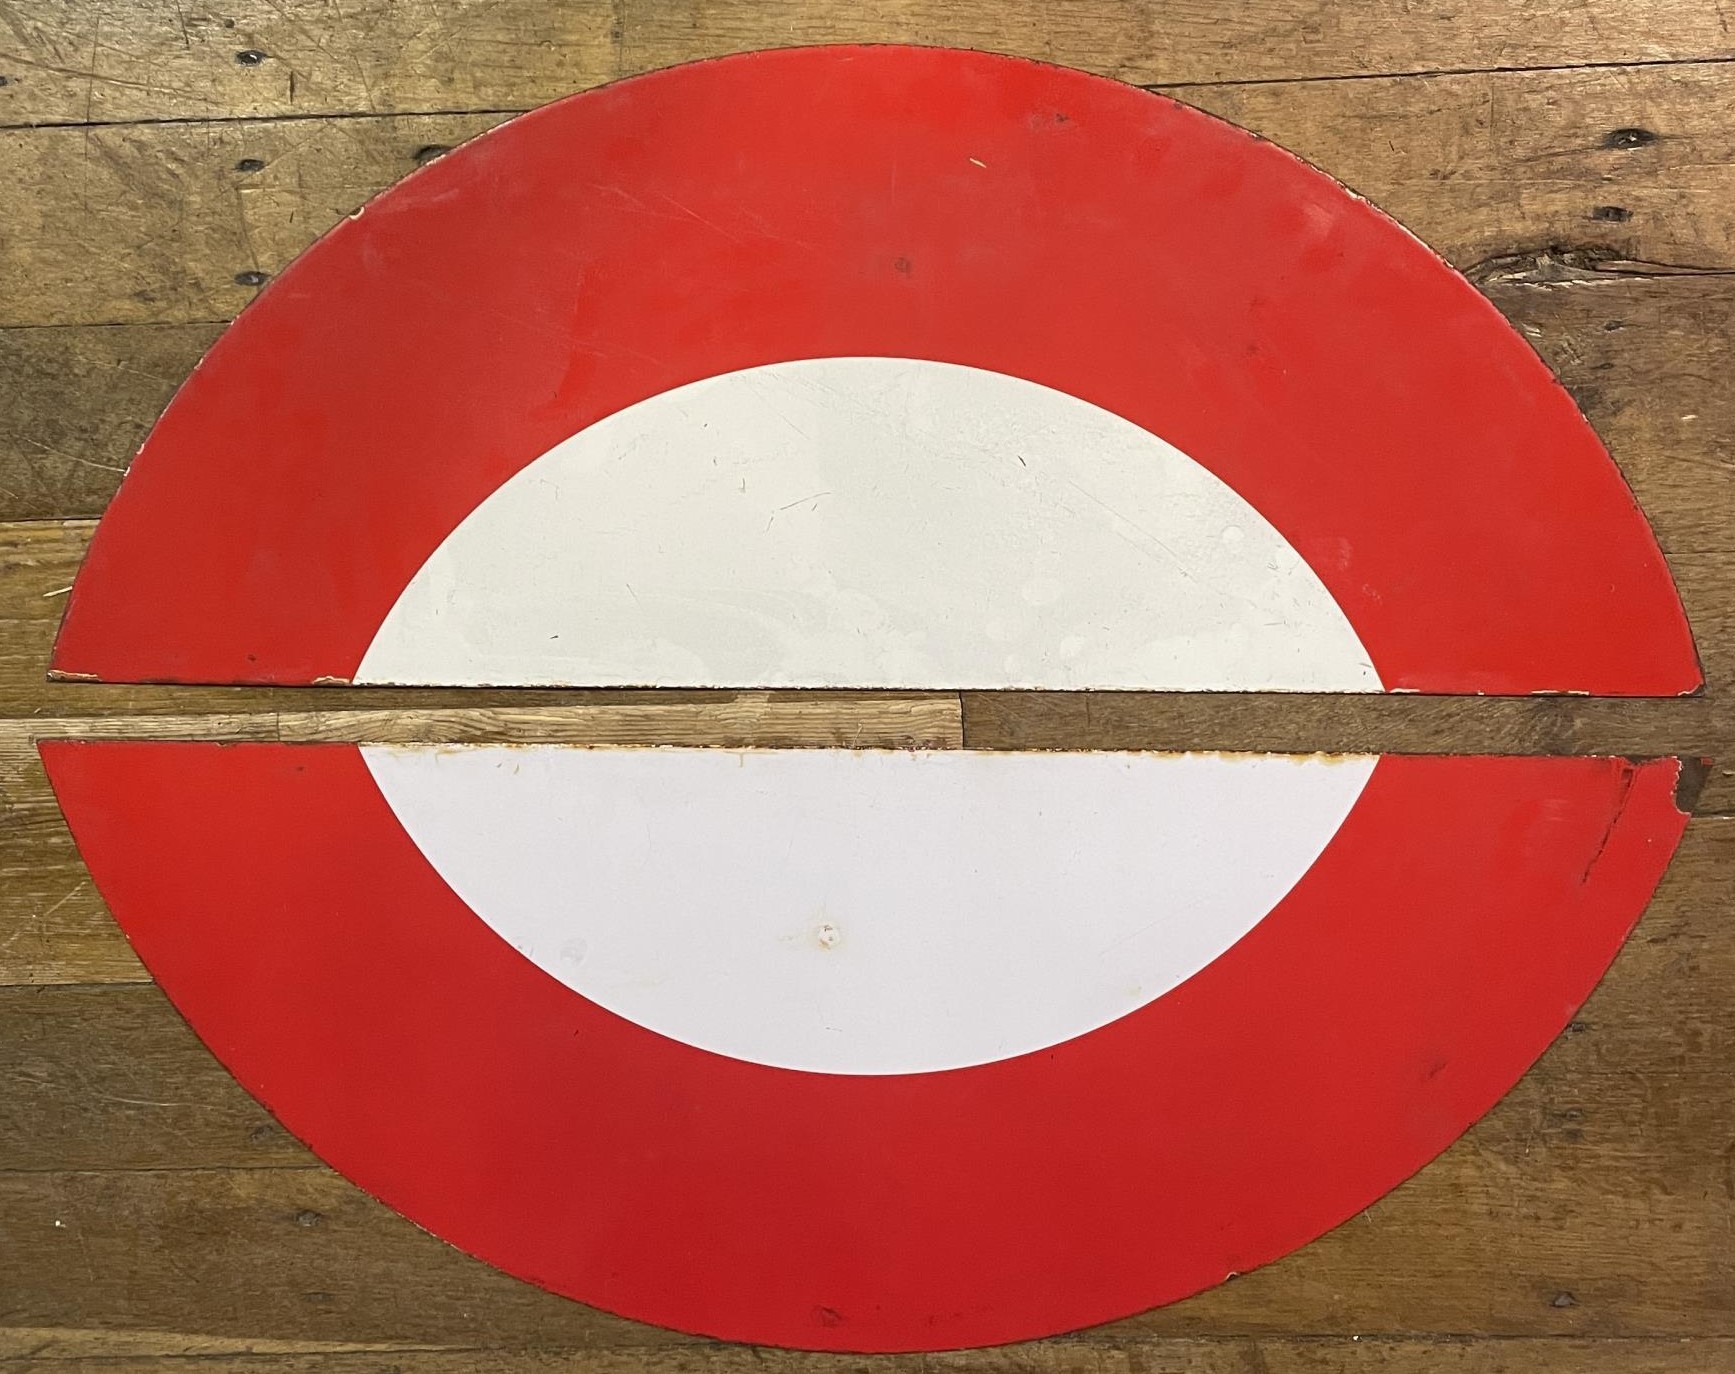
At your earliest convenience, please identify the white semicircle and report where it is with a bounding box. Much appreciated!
[363,746,1378,1075]
[355,358,1380,690]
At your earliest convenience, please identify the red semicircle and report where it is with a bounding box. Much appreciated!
[41,741,1690,1350]
[50,46,1699,694]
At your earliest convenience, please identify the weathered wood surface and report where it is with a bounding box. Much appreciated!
[9,811,1731,1139]
[0,324,222,520]
[1,520,1730,795]
[0,701,965,987]
[4,728,1726,990]
[2,1,1732,1369]
[6,59,1735,333]
[8,269,1735,532]
[2,826,1731,1351]
[0,1341,1731,1374]
[3,0,1735,128]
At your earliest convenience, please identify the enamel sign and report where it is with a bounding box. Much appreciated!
[51,48,1696,693]
[43,45,1697,1354]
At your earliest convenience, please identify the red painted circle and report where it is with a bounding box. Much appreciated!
[55,46,1695,692]
[45,743,1686,1349]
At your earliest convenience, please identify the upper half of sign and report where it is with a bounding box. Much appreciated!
[51,45,1700,694]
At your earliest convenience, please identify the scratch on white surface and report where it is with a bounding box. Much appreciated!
[764,490,831,531]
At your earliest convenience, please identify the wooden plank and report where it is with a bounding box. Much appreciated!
[4,61,1735,329]
[7,816,1730,1162]
[0,1340,1731,1373]
[0,984,312,1171]
[4,0,1735,128]
[958,692,1729,781]
[1,1140,1727,1344]
[3,884,1731,1348]
[0,1166,659,1352]
[14,702,968,747]
[619,0,1735,89]
[0,0,618,127]
[0,111,511,329]
[4,725,1723,994]
[957,550,1735,811]
[0,693,966,988]
[8,270,1731,534]
[0,324,219,521]
[1476,276,1735,564]
[1,718,144,986]
[1180,60,1735,276]
[2,828,1731,1348]
[1,525,1728,798]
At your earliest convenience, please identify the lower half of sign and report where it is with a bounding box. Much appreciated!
[40,743,1689,1353]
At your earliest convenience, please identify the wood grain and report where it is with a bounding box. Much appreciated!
[618,0,1735,89]
[0,694,965,988]
[0,0,618,127]
[1,518,1728,798]
[4,0,1735,128]
[7,275,1729,798]
[1182,60,1735,276]
[2,3,1732,1366]
[0,1127,1727,1345]
[8,270,1735,532]
[8,1344,1735,1373]
[8,815,1731,1153]
[1,1337,1731,1371]
[0,324,220,520]
[2,806,1731,1345]
[4,60,1735,330]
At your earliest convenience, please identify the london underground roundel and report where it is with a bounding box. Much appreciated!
[42,43,1701,1355]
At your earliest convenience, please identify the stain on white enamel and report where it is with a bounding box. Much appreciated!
[357,358,1379,690]
[364,747,1377,1074]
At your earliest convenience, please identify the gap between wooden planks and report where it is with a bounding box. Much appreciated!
[1,34,1731,800]
[2,516,1730,800]
[4,273,1729,792]
[1,7,1731,1368]
[0,1338,1732,1373]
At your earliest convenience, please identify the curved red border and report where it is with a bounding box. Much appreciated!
[52,46,1696,693]
[42,743,1687,1349]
